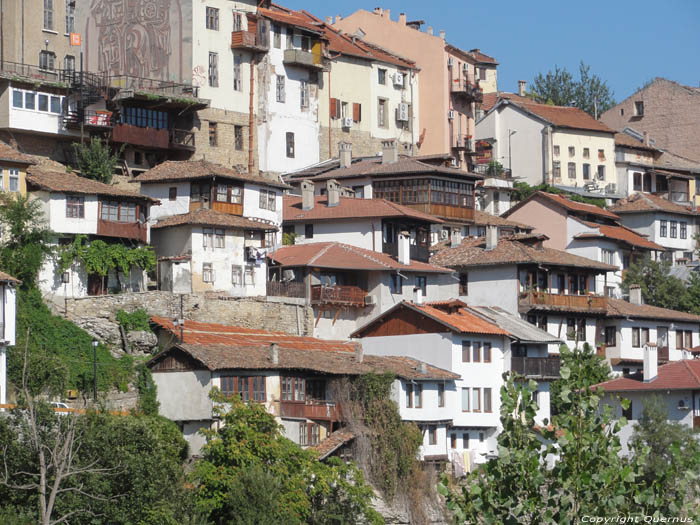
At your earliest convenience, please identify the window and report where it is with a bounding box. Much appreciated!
[633,172,642,191]
[213,183,242,204]
[64,55,75,73]
[479,432,485,443]
[202,263,214,283]
[301,36,311,51]
[203,228,214,249]
[43,0,54,30]
[232,11,243,31]
[605,326,616,346]
[568,146,575,157]
[553,161,561,178]
[566,318,585,341]
[276,75,285,102]
[632,327,649,348]
[568,162,576,179]
[463,433,469,449]
[676,330,693,349]
[483,343,492,363]
[598,149,605,160]
[38,94,49,112]
[582,163,590,180]
[50,96,61,113]
[208,52,218,87]
[39,51,55,71]
[25,92,35,110]
[461,388,469,412]
[602,249,615,265]
[300,80,309,109]
[415,384,423,408]
[670,221,677,238]
[461,341,471,363]
[12,90,23,108]
[220,375,266,402]
[634,101,644,116]
[215,229,225,249]
[377,98,387,128]
[438,383,445,407]
[7,169,20,192]
[681,222,687,239]
[65,0,75,33]
[390,274,402,295]
[472,343,481,363]
[286,132,295,158]
[405,383,413,408]
[597,165,606,180]
[353,102,362,123]
[622,399,633,420]
[209,122,217,146]
[484,388,492,412]
[340,101,348,119]
[234,125,244,151]
[553,145,560,156]
[231,265,243,287]
[660,220,667,237]
[304,224,313,239]
[378,68,387,85]
[310,424,320,446]
[657,176,668,192]
[121,107,169,129]
[233,54,242,91]
[100,201,119,221]
[259,189,276,211]
[66,196,84,218]
[428,426,437,446]
[459,273,468,295]
[272,24,281,48]
[415,275,427,296]
[472,388,481,412]
[643,173,652,192]
[583,147,590,158]
[299,423,308,446]
[206,7,219,30]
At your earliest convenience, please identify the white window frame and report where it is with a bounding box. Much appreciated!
[233,54,242,91]
[276,75,285,103]
[202,263,214,283]
[300,80,309,109]
[232,265,243,287]
[203,228,214,249]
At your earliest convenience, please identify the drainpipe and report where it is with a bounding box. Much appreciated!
[1,0,4,69]
[328,69,332,160]
[248,56,256,174]
[410,70,415,155]
[21,0,24,65]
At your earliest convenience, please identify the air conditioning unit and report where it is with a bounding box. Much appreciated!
[440,230,450,240]
[392,72,404,87]
[397,103,409,121]
[341,117,353,129]
[364,295,377,306]
[447,109,455,120]
[447,57,454,67]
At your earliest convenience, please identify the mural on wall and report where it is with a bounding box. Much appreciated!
[83,0,187,82]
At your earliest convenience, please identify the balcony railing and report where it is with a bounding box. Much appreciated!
[0,60,63,84]
[267,281,306,299]
[310,285,367,306]
[107,74,199,99]
[383,242,430,263]
[169,128,195,150]
[450,79,483,102]
[231,30,269,52]
[63,109,115,128]
[452,134,473,152]
[97,220,147,243]
[511,357,561,379]
[283,49,330,71]
[280,400,342,421]
[519,291,608,312]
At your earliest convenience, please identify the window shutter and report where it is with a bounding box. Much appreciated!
[330,98,338,119]
[353,102,361,122]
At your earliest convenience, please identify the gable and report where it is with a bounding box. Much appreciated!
[150,347,207,372]
[356,306,451,337]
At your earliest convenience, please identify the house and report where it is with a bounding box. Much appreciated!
[475,99,617,196]
[503,191,664,295]
[267,240,456,339]
[594,356,700,455]
[609,192,697,264]
[0,141,35,197]
[353,299,560,465]
[334,8,495,169]
[27,169,157,300]
[0,272,19,407]
[599,285,700,376]
[146,316,458,457]
[431,229,617,353]
[600,78,700,164]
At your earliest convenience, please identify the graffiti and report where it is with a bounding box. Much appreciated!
[89,0,175,79]
[192,65,206,88]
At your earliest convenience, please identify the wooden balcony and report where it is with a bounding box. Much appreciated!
[519,291,607,313]
[280,400,342,421]
[112,123,169,149]
[169,128,195,151]
[97,220,147,243]
[267,281,306,299]
[283,49,330,71]
[311,285,367,306]
[231,30,269,52]
[511,357,561,379]
[402,203,475,221]
[450,79,483,103]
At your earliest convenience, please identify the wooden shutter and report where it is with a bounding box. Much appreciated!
[353,102,361,122]
[330,98,338,119]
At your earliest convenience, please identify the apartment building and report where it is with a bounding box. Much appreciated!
[0,272,19,407]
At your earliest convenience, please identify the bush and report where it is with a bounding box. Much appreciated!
[116,308,152,332]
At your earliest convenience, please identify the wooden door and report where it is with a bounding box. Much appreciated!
[87,274,105,296]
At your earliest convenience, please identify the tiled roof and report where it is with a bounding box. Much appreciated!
[310,428,355,459]
[469,305,563,344]
[655,150,700,173]
[467,48,498,65]
[592,360,700,392]
[605,298,700,323]
[0,271,20,284]
[609,192,697,216]
[152,208,277,231]
[431,234,617,271]
[504,191,619,220]
[259,5,325,34]
[614,132,659,152]
[0,141,35,165]
[473,210,533,230]
[505,100,615,134]
[133,160,290,189]
[270,242,451,273]
[27,168,157,202]
[480,91,533,112]
[283,196,441,224]
[573,221,664,251]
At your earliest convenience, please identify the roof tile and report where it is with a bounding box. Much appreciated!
[506,100,615,134]
[593,360,700,392]
[27,168,156,202]
[610,192,697,216]
[153,208,277,231]
[605,298,700,323]
[283,195,441,223]
[0,141,35,165]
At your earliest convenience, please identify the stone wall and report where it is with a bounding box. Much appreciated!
[192,107,258,174]
[319,126,414,161]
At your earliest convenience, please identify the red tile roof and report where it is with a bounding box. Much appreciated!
[310,428,355,459]
[473,210,533,230]
[259,5,325,34]
[593,360,700,392]
[481,92,534,112]
[610,192,697,216]
[503,191,619,220]
[27,168,157,202]
[467,48,498,65]
[270,242,450,273]
[505,100,615,134]
[152,208,277,231]
[415,301,509,336]
[283,196,441,224]
[614,132,659,152]
[0,141,35,165]
[605,298,700,323]
[573,221,664,251]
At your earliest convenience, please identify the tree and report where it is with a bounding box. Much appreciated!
[550,344,610,415]
[530,61,615,117]
[0,193,53,288]
[71,138,121,184]
[511,182,605,208]
[621,257,689,311]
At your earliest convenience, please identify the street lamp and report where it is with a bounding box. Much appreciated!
[91,339,98,402]
[508,129,517,174]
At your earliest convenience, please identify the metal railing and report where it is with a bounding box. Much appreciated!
[266,281,306,299]
[63,109,115,127]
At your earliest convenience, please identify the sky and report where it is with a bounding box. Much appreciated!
[281,0,700,102]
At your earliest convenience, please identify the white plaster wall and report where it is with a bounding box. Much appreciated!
[150,225,192,258]
[7,88,76,137]
[48,193,98,234]
[446,428,497,466]
[369,63,418,144]
[396,379,455,424]
[566,236,623,295]
[534,381,552,426]
[183,421,212,457]
[291,219,381,252]
[361,332,455,371]
[140,182,192,220]
[153,369,213,421]
[545,315,597,354]
[243,183,283,226]
[551,129,616,189]
[605,320,697,362]
[3,286,16,347]
[464,265,519,313]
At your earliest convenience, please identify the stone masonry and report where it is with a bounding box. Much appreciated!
[320,126,414,161]
[192,107,258,174]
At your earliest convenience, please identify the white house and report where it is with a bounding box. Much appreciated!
[0,272,18,407]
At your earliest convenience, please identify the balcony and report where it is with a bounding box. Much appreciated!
[108,74,199,99]
[0,60,64,85]
[231,30,269,52]
[310,285,367,306]
[63,109,115,129]
[452,134,474,153]
[519,291,608,313]
[280,400,342,421]
[511,357,561,379]
[267,281,306,299]
[283,49,330,71]
[97,220,147,243]
[450,79,483,103]
[112,123,170,149]
[169,129,195,151]
[383,242,430,263]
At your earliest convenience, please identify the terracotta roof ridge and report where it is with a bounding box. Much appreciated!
[308,242,337,266]
[339,243,394,269]
[683,360,700,387]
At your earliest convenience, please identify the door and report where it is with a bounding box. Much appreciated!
[87,274,105,296]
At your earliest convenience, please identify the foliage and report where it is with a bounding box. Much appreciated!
[71,137,121,184]
[511,181,606,208]
[550,343,610,415]
[7,288,134,396]
[487,160,504,176]
[191,393,382,524]
[135,364,160,416]
[283,231,297,245]
[621,257,690,311]
[629,395,700,515]
[0,193,54,288]
[116,308,152,332]
[529,61,615,117]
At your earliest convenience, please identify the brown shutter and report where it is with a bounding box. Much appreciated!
[330,98,338,119]
[353,102,361,122]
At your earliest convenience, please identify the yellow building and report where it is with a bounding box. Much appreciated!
[0,141,35,197]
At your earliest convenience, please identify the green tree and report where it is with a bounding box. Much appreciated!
[550,344,610,415]
[71,138,121,184]
[621,257,689,310]
[0,193,53,288]
[530,61,615,117]
[511,182,606,208]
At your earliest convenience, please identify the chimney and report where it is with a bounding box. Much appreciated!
[450,228,462,248]
[414,285,423,305]
[301,180,315,210]
[427,26,433,35]
[643,343,658,382]
[373,7,382,16]
[398,12,406,25]
[270,343,279,365]
[643,131,650,146]
[384,9,390,19]
[485,224,498,251]
[327,179,340,207]
[325,16,332,24]
[339,141,352,168]
[629,284,642,305]
[381,139,398,164]
[518,80,527,97]
[336,14,342,22]
[355,342,364,363]
[398,230,410,265]
[439,30,446,40]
